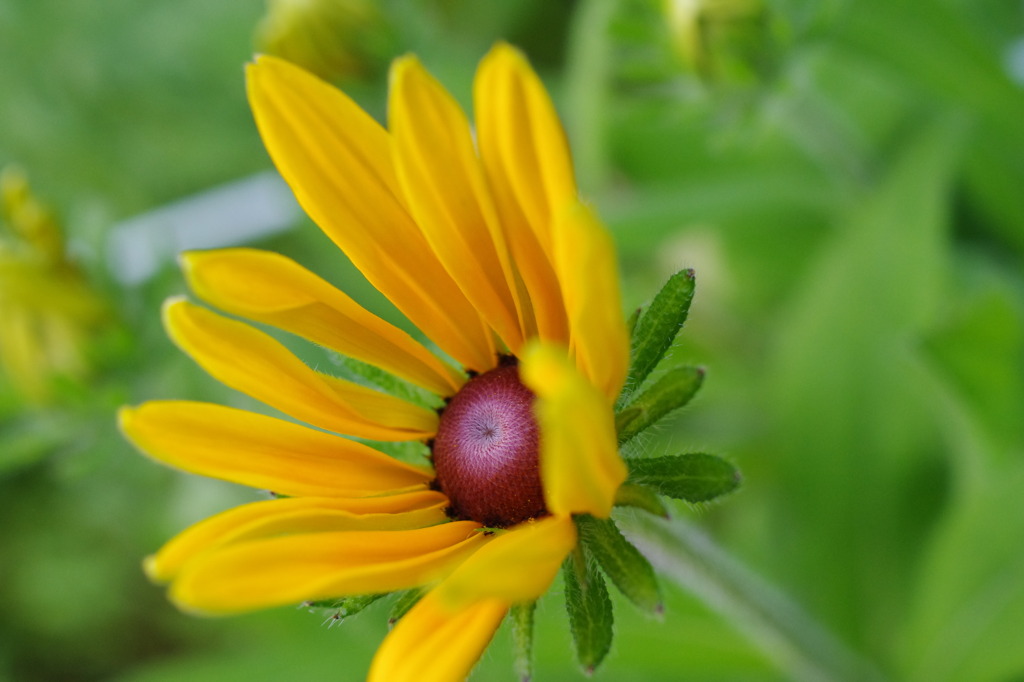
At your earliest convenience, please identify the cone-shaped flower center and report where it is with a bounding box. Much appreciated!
[432,361,547,528]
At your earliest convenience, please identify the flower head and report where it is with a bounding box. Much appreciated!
[121,44,631,681]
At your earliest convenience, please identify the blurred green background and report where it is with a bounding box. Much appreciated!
[2,0,1023,680]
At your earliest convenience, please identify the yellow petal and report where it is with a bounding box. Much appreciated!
[474,43,576,254]
[474,43,573,344]
[434,515,576,609]
[367,518,573,680]
[119,401,432,497]
[369,592,506,682]
[182,248,463,396]
[247,55,496,372]
[389,56,529,353]
[146,492,449,583]
[553,202,629,400]
[169,521,486,614]
[163,298,437,441]
[521,343,627,518]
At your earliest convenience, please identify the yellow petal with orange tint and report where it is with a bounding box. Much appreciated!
[247,55,496,372]
[163,298,437,440]
[389,56,529,352]
[475,43,577,345]
[368,592,507,682]
[433,515,575,610]
[474,43,576,253]
[553,202,629,399]
[182,248,463,396]
[521,343,627,518]
[169,521,485,615]
[146,491,449,583]
[119,401,432,497]
[474,49,570,346]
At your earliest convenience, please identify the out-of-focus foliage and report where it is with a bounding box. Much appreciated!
[618,0,776,85]
[600,1,1024,681]
[0,0,1022,680]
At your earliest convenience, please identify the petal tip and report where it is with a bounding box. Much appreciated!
[389,54,426,90]
[490,41,522,62]
[160,296,191,334]
[246,54,312,103]
[161,295,188,315]
[481,41,532,78]
[142,554,169,584]
[245,54,276,85]
[116,405,137,434]
[177,250,202,277]
[248,52,291,74]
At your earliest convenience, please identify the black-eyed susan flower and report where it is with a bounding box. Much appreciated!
[121,43,737,681]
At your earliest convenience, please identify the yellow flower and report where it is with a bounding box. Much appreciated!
[120,43,629,681]
[0,166,107,404]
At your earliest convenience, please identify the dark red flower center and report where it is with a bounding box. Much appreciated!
[431,361,547,528]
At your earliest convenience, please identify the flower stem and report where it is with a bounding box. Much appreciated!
[619,512,888,682]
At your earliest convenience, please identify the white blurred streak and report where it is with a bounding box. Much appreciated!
[106,171,301,285]
[1007,34,1024,85]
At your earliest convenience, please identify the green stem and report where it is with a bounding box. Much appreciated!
[619,512,888,682]
[565,0,616,195]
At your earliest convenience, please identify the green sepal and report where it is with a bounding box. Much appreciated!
[510,601,536,682]
[616,365,704,444]
[304,593,385,623]
[563,550,614,674]
[622,268,695,400]
[329,352,444,410]
[387,588,424,628]
[614,483,670,518]
[576,515,663,615]
[627,453,741,503]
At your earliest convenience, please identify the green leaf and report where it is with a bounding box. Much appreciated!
[616,365,704,444]
[329,352,444,409]
[627,453,740,503]
[764,116,963,640]
[622,268,696,400]
[510,601,536,682]
[563,552,614,674]
[577,515,662,615]
[613,483,670,518]
[387,588,424,628]
[304,593,384,624]
[923,286,1024,453]
[900,461,1024,682]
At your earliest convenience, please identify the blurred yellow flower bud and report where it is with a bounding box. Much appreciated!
[0,166,108,405]
[255,0,392,82]
[662,0,768,81]
[1,166,64,264]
